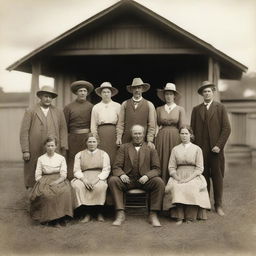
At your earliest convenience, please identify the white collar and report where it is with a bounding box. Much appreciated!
[86,149,98,154]
[165,103,176,112]
[40,106,49,116]
[132,97,143,102]
[101,100,112,105]
[182,142,192,149]
[204,100,213,108]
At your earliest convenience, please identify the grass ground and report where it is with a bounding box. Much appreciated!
[0,162,255,256]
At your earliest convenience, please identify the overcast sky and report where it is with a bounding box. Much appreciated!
[0,0,256,92]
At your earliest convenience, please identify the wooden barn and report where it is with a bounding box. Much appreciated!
[7,0,247,121]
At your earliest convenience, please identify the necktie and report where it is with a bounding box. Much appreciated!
[204,104,208,120]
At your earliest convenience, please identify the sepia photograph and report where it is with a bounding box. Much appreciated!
[0,0,256,255]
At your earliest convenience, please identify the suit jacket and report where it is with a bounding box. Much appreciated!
[20,103,68,187]
[112,142,161,179]
[190,101,231,151]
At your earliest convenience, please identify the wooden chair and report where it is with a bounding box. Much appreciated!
[125,189,150,213]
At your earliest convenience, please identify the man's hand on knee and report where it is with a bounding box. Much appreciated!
[138,175,149,184]
[120,174,130,184]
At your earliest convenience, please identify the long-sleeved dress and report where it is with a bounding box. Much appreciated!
[90,100,120,165]
[163,143,211,219]
[155,104,186,184]
[64,99,93,180]
[71,149,111,207]
[29,153,73,223]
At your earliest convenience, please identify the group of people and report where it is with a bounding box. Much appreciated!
[20,77,231,227]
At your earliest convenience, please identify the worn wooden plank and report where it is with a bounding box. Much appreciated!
[30,61,41,108]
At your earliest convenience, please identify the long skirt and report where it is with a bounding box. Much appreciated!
[29,174,73,223]
[67,133,89,180]
[155,126,180,184]
[71,171,108,208]
[98,124,117,166]
[163,171,211,211]
[170,204,208,221]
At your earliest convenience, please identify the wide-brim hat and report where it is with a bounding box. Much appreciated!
[157,83,181,102]
[126,77,150,93]
[70,80,94,95]
[197,81,216,95]
[95,82,119,97]
[36,85,58,99]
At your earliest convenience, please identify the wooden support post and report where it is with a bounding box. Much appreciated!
[29,61,41,108]
[208,57,220,101]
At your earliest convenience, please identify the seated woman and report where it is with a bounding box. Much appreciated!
[163,125,211,225]
[30,136,73,226]
[71,133,111,222]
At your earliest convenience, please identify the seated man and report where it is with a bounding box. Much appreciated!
[108,124,165,227]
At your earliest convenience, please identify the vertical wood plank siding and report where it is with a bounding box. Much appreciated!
[55,73,76,108]
[176,70,207,123]
[0,106,27,161]
[64,25,191,50]
[229,113,246,145]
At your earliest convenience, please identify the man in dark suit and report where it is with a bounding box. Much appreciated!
[108,124,165,227]
[191,81,231,216]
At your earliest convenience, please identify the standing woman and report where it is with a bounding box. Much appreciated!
[155,83,186,185]
[71,133,111,222]
[64,80,94,180]
[30,136,73,226]
[91,82,120,165]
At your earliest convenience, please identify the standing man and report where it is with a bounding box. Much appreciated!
[116,77,156,149]
[191,81,231,216]
[20,86,68,188]
[109,125,165,227]
[64,80,94,180]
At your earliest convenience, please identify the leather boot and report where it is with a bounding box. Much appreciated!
[148,211,161,227]
[112,210,125,226]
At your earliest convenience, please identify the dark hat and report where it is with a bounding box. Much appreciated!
[36,85,58,98]
[126,77,150,93]
[197,81,216,95]
[70,80,94,95]
[95,82,118,97]
[156,83,181,102]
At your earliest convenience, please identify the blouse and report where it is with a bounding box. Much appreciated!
[90,100,121,137]
[73,149,111,181]
[168,143,203,176]
[35,153,67,181]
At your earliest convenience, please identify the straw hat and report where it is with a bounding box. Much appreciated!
[95,82,118,97]
[126,77,150,93]
[197,81,216,95]
[70,80,94,95]
[156,83,181,102]
[36,85,58,99]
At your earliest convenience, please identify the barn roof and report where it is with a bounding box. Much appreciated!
[7,0,247,77]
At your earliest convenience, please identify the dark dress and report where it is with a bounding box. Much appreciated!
[155,105,186,184]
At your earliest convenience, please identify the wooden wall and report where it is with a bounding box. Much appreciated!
[0,104,27,162]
